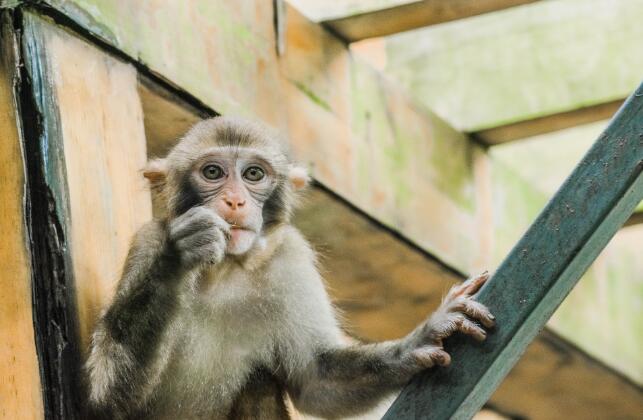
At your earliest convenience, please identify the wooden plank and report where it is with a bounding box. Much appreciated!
[0,12,44,420]
[21,10,83,418]
[42,20,153,351]
[384,84,643,418]
[20,10,152,417]
[472,99,624,145]
[323,0,538,42]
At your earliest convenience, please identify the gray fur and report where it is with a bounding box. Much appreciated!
[170,206,230,267]
[85,117,494,419]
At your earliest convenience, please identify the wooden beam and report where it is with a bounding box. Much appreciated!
[323,0,539,43]
[472,99,625,145]
[384,83,643,418]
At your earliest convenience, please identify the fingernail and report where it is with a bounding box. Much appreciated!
[488,314,495,320]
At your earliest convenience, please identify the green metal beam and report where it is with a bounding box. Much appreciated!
[384,81,643,419]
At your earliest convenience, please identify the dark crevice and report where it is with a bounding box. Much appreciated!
[12,8,83,420]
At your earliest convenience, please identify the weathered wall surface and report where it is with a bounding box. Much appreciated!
[43,0,481,273]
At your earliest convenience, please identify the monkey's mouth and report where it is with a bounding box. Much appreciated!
[226,224,258,255]
[229,223,253,232]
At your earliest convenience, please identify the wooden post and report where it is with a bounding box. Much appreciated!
[384,82,643,419]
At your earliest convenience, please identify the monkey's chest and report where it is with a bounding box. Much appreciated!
[157,277,280,413]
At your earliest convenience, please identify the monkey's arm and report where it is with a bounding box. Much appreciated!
[85,207,228,416]
[287,273,494,418]
[85,220,182,416]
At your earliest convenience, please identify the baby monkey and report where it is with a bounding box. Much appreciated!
[85,117,495,419]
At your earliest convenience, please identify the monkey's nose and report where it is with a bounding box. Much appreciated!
[224,196,246,210]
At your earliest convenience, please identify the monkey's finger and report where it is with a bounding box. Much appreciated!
[458,318,486,342]
[444,271,488,302]
[170,208,218,239]
[412,347,451,368]
[452,298,495,328]
[175,228,219,251]
[462,271,490,297]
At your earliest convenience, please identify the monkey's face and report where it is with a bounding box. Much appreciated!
[190,147,276,255]
[143,116,310,257]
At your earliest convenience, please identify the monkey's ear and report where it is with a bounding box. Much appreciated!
[143,158,167,187]
[288,165,310,191]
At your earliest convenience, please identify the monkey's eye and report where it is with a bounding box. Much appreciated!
[243,166,265,182]
[202,164,224,180]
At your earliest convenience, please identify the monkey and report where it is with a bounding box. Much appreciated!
[85,116,496,419]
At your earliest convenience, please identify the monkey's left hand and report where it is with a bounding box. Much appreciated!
[406,271,495,368]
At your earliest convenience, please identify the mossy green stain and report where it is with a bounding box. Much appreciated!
[290,79,332,112]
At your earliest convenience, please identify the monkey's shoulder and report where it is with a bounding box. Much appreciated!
[271,225,316,262]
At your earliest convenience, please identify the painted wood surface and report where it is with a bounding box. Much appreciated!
[384,83,643,418]
[0,13,44,420]
[322,0,537,42]
[490,121,643,383]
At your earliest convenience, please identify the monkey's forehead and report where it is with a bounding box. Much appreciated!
[177,116,291,156]
[167,145,290,173]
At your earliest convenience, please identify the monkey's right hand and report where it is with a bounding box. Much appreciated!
[168,206,230,268]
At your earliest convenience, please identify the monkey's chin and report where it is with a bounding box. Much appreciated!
[226,228,258,255]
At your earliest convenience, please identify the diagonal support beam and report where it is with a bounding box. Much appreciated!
[471,99,625,145]
[323,0,539,43]
[384,82,643,419]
